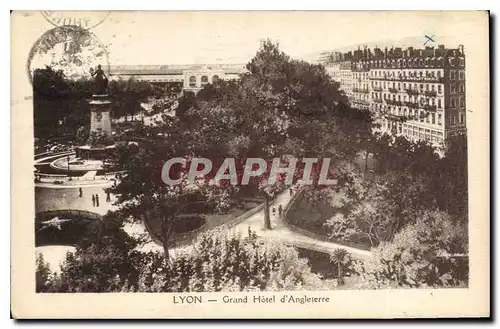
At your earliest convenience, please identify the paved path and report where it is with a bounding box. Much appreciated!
[169,190,371,260]
[228,190,371,260]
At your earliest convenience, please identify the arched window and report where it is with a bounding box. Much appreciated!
[189,75,196,87]
[201,76,209,85]
[212,75,219,83]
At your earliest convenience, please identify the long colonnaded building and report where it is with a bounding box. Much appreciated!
[321,44,467,146]
[109,63,247,95]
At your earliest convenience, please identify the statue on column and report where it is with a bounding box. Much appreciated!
[90,64,108,95]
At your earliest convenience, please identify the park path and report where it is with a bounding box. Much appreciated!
[228,190,371,260]
[169,189,371,260]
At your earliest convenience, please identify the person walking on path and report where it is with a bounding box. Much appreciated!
[272,206,276,219]
[278,204,283,218]
[106,191,111,202]
[92,194,96,207]
[79,187,83,198]
[289,188,294,197]
[95,194,100,207]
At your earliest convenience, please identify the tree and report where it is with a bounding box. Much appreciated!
[35,253,54,293]
[108,114,232,260]
[329,248,353,285]
[355,210,468,288]
[40,228,326,292]
[133,228,325,292]
[33,66,92,140]
[178,40,373,229]
[108,78,154,120]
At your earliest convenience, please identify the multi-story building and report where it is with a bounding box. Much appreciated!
[109,64,246,95]
[323,44,467,145]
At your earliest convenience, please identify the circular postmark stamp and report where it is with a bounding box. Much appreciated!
[41,11,110,30]
[27,26,110,84]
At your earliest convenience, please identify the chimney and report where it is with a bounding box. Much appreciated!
[458,44,464,54]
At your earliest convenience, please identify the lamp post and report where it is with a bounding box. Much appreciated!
[67,155,71,181]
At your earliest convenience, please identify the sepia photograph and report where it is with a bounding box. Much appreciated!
[11,10,489,318]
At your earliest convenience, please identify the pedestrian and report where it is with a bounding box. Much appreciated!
[106,191,111,202]
[95,194,100,207]
[289,188,294,197]
[79,187,83,198]
[92,194,96,207]
[278,204,283,217]
[272,206,276,217]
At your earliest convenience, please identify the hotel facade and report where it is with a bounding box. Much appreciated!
[323,45,467,145]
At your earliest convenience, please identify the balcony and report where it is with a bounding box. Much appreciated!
[405,102,419,109]
[422,104,437,112]
[352,88,370,93]
[385,113,406,122]
[386,99,403,106]
[373,98,383,103]
[372,86,383,92]
[424,90,437,97]
[388,88,399,93]
[405,89,420,96]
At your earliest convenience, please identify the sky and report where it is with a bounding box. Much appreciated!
[84,11,472,65]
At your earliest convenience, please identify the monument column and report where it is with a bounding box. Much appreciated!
[89,94,112,136]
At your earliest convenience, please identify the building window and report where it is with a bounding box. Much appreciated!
[189,75,196,87]
[437,71,441,78]
[459,113,465,124]
[460,96,465,108]
[459,71,465,80]
[432,113,436,124]
[212,75,219,83]
[451,97,456,107]
[459,83,465,93]
[201,76,209,85]
[432,84,435,91]
[460,57,465,66]
[438,85,442,93]
[438,113,442,125]
[451,83,457,94]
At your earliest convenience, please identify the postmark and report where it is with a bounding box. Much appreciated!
[26,26,109,84]
[41,11,110,30]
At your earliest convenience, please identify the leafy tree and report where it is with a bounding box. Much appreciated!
[33,66,92,140]
[177,40,374,228]
[40,228,326,292]
[133,229,325,292]
[108,78,154,120]
[35,253,54,293]
[329,248,353,285]
[355,210,468,288]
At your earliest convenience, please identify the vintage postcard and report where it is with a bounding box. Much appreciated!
[11,11,490,319]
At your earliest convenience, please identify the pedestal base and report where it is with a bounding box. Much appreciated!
[76,145,116,161]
